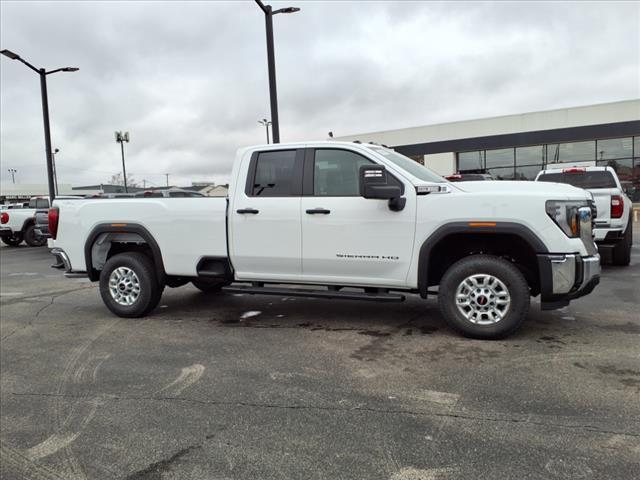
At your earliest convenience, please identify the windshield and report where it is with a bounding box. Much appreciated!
[370,147,445,183]
[538,171,617,189]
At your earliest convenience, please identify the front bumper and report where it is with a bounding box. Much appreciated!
[537,253,601,310]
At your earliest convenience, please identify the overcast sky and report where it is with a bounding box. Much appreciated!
[1,0,638,188]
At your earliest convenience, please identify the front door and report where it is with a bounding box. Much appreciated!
[300,148,416,287]
[229,148,304,281]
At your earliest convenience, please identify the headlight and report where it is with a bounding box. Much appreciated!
[545,200,587,238]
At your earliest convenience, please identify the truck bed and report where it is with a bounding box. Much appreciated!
[53,197,228,276]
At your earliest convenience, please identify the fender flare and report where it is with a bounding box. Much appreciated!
[84,223,165,282]
[417,221,549,298]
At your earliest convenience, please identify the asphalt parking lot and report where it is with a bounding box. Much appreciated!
[1,233,639,480]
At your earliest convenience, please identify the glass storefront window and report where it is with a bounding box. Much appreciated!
[634,136,640,158]
[596,137,632,160]
[486,167,515,180]
[516,145,545,165]
[458,151,484,172]
[547,141,595,164]
[597,157,633,181]
[514,164,544,181]
[485,148,514,168]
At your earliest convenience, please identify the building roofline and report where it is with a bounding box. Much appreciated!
[336,99,640,139]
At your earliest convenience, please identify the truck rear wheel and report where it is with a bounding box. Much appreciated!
[24,224,46,247]
[612,218,632,266]
[191,279,229,292]
[99,252,163,317]
[1,234,23,247]
[437,254,530,339]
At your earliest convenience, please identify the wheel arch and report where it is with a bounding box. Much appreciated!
[84,223,165,282]
[20,217,35,232]
[417,222,548,298]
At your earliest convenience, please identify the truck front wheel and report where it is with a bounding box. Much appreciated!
[99,252,163,318]
[24,224,46,247]
[437,255,530,339]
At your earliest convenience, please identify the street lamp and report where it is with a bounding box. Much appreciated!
[115,131,130,193]
[254,0,300,144]
[7,168,17,184]
[258,118,272,144]
[1,49,78,203]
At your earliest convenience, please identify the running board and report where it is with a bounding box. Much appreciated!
[222,285,405,302]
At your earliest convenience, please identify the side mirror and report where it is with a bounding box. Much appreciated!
[359,165,406,211]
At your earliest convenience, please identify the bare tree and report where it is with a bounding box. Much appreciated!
[108,172,139,188]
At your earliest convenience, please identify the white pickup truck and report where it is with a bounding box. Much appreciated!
[50,142,601,339]
[0,196,50,247]
[535,166,633,265]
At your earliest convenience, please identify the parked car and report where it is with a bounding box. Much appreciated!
[535,166,632,265]
[49,141,600,339]
[445,173,494,182]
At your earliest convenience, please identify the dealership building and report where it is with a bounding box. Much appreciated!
[335,99,640,201]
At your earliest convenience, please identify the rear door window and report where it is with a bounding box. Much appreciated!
[538,171,617,189]
[250,150,298,197]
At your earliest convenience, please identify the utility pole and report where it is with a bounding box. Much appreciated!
[8,168,17,184]
[165,173,169,187]
[52,148,59,196]
[115,131,130,192]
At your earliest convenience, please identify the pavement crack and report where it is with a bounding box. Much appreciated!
[0,286,94,307]
[9,391,640,438]
[1,286,94,344]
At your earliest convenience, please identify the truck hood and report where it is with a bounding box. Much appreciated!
[450,180,589,200]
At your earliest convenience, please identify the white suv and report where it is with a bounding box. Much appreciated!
[535,166,632,265]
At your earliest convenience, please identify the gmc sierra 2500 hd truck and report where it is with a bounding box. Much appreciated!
[49,142,601,339]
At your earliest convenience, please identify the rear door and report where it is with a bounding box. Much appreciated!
[299,147,416,287]
[229,148,305,281]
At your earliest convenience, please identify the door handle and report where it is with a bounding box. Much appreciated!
[306,208,331,215]
[237,208,259,214]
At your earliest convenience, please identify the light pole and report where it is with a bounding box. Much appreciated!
[254,0,300,144]
[52,148,60,195]
[1,49,78,203]
[258,118,272,144]
[115,131,130,192]
[8,169,17,184]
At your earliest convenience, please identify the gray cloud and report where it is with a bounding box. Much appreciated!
[1,0,638,187]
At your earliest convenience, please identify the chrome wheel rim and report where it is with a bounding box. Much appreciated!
[108,267,141,306]
[455,273,510,325]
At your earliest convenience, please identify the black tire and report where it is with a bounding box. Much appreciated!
[612,217,632,266]
[1,234,23,247]
[99,252,163,318]
[23,224,46,247]
[191,279,229,293]
[437,254,530,339]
